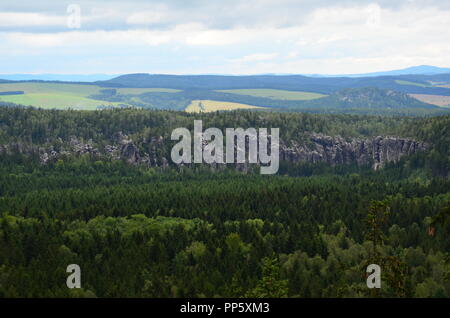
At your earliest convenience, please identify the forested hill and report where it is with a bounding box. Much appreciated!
[93,73,450,115]
[299,87,437,110]
[86,86,445,115]
[1,74,449,115]
[96,73,450,96]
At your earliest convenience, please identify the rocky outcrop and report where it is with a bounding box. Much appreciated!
[0,132,428,170]
[104,132,169,167]
[119,138,141,165]
[280,133,427,169]
[69,136,99,156]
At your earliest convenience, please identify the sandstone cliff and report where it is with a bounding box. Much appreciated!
[280,133,427,170]
[0,132,427,170]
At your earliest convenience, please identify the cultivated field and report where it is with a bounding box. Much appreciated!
[395,80,430,87]
[0,93,126,110]
[217,89,326,100]
[115,87,181,94]
[409,94,450,107]
[0,83,179,109]
[185,100,265,112]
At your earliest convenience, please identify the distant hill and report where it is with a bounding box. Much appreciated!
[311,65,450,78]
[96,73,450,96]
[1,72,449,116]
[302,87,438,109]
[0,74,117,82]
[367,65,450,76]
[96,73,339,92]
[2,65,449,82]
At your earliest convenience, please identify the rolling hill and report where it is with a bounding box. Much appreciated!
[95,72,450,96]
[0,74,118,82]
[1,69,450,115]
[303,87,437,109]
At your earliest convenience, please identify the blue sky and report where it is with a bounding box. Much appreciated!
[1,0,449,75]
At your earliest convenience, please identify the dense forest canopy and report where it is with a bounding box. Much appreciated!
[0,103,448,142]
[0,105,448,298]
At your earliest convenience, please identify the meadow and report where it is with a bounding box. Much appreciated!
[0,82,180,110]
[1,81,448,115]
[217,89,326,100]
[185,99,265,112]
[409,94,450,107]
[395,80,430,88]
[0,93,123,110]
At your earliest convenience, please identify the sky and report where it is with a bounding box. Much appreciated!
[0,0,450,75]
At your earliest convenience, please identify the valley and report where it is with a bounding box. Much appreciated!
[1,71,450,115]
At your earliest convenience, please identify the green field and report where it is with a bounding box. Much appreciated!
[217,88,327,100]
[0,82,102,95]
[0,83,180,110]
[0,93,125,110]
[116,87,181,94]
[395,80,430,88]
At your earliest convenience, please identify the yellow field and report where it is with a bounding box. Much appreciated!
[185,100,265,113]
[409,94,450,107]
[217,89,326,100]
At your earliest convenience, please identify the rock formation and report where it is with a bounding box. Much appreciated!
[0,132,428,170]
[280,133,427,170]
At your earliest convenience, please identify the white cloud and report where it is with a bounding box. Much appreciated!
[1,23,269,48]
[126,5,170,25]
[183,25,258,46]
[0,12,66,27]
[1,1,450,74]
[231,53,279,63]
[127,11,168,25]
[2,29,173,47]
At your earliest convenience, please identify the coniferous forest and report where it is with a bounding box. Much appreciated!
[0,105,449,298]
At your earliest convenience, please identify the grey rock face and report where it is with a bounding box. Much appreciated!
[119,141,141,165]
[280,133,427,169]
[69,136,99,156]
[1,132,428,170]
[113,133,168,167]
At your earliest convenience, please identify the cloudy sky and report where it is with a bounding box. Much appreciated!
[1,0,449,75]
